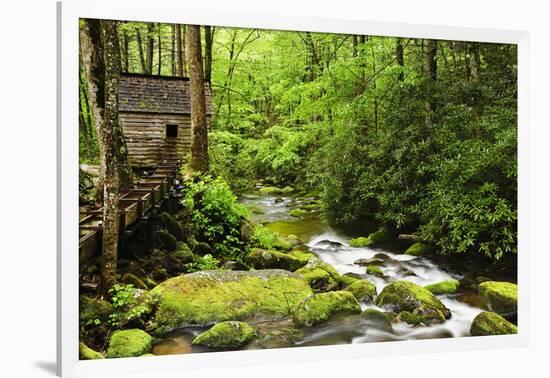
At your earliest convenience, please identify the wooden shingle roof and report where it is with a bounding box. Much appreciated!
[118,73,213,115]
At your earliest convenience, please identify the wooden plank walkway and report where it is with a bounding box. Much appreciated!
[79,160,182,264]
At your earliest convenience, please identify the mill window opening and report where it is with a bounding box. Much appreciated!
[166,124,178,138]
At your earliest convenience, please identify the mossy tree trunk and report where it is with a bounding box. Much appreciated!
[186,25,209,174]
[80,19,133,206]
[99,19,122,294]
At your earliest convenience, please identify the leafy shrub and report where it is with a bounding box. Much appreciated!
[182,176,250,260]
[107,284,158,329]
[250,224,279,249]
[187,254,221,272]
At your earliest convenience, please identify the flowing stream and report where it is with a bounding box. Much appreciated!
[154,193,487,354]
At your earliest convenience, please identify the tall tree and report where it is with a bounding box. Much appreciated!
[186,25,209,174]
[146,23,155,74]
[425,39,438,125]
[136,28,147,73]
[99,19,122,294]
[396,37,404,81]
[171,24,176,76]
[175,24,185,77]
[468,42,481,83]
[157,24,162,75]
[204,26,214,82]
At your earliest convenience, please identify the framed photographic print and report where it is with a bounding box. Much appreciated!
[57,0,529,376]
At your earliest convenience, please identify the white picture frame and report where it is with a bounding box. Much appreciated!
[57,0,529,376]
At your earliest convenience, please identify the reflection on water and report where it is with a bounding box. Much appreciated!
[154,194,491,355]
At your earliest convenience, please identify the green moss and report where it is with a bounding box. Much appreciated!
[300,203,321,211]
[106,329,153,358]
[289,208,309,218]
[375,280,451,319]
[343,279,377,302]
[366,265,384,277]
[339,274,360,287]
[151,270,313,333]
[79,295,113,323]
[247,205,265,214]
[173,249,195,264]
[404,242,435,257]
[412,305,446,324]
[154,230,178,251]
[424,279,460,295]
[470,311,518,336]
[295,267,339,293]
[143,277,158,290]
[294,291,362,326]
[281,186,295,194]
[259,186,282,195]
[158,212,184,241]
[368,229,393,244]
[79,342,104,360]
[398,311,424,326]
[120,273,148,290]
[361,309,393,333]
[478,281,518,316]
[272,238,293,251]
[349,237,373,248]
[245,248,309,271]
[192,321,257,348]
[287,250,314,264]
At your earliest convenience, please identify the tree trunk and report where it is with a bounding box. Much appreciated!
[425,39,438,125]
[175,24,184,77]
[121,29,129,72]
[80,19,106,206]
[99,19,122,295]
[469,42,481,83]
[157,25,162,75]
[186,25,209,174]
[136,28,147,74]
[146,23,155,74]
[171,24,176,76]
[204,25,214,82]
[352,35,358,58]
[396,37,404,81]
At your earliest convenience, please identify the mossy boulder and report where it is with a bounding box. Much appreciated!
[151,270,313,333]
[153,230,178,252]
[289,208,309,218]
[272,238,293,251]
[194,242,213,256]
[294,291,362,326]
[245,248,309,271]
[404,242,435,257]
[375,280,451,319]
[259,186,282,195]
[368,229,393,244]
[425,279,460,295]
[158,212,184,241]
[192,321,256,348]
[240,221,255,243]
[412,305,446,324]
[470,311,518,336]
[299,256,351,288]
[349,237,373,248]
[106,329,153,358]
[173,249,195,264]
[281,186,295,194]
[398,311,424,326]
[366,265,384,277]
[79,295,113,323]
[361,309,393,333]
[478,281,518,317]
[344,279,377,302]
[120,273,148,290]
[295,267,339,293]
[79,342,104,360]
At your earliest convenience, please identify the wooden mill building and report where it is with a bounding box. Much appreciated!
[118,73,213,167]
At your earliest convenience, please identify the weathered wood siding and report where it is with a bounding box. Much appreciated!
[120,112,211,167]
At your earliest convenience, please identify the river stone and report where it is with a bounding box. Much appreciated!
[361,309,393,333]
[79,342,104,360]
[354,258,385,267]
[79,295,113,323]
[106,329,153,358]
[293,291,362,326]
[424,279,461,295]
[151,270,313,334]
[470,311,518,336]
[192,321,256,348]
[404,242,435,257]
[295,266,339,293]
[478,281,517,317]
[375,280,452,319]
[245,248,309,271]
[344,279,377,302]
